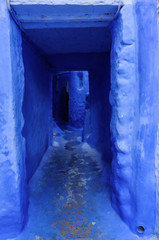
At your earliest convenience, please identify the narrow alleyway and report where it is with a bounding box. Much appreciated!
[15,125,156,240]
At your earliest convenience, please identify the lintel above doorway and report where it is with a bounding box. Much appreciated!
[8,0,126,29]
[7,0,129,55]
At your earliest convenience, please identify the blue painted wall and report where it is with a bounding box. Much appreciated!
[53,71,89,128]
[0,1,53,236]
[110,3,137,233]
[22,37,52,181]
[87,54,112,167]
[135,0,158,235]
[110,1,159,236]
[0,0,27,237]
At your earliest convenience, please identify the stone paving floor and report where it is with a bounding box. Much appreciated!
[10,125,159,240]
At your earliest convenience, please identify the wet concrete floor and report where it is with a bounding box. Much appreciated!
[14,126,158,240]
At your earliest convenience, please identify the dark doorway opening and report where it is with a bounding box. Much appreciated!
[53,71,89,132]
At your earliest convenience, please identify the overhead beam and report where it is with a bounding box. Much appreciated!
[8,0,125,29]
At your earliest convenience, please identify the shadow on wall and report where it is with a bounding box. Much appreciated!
[22,36,52,182]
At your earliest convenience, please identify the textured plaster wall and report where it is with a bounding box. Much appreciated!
[110,4,137,231]
[22,37,52,181]
[0,0,27,237]
[110,1,158,236]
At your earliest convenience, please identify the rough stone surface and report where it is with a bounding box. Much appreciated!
[0,0,27,237]
[110,1,159,236]
[110,8,137,230]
